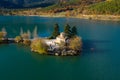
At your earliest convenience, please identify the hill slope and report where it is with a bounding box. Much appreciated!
[0,0,57,8]
[87,0,120,15]
[1,0,120,19]
[41,0,105,13]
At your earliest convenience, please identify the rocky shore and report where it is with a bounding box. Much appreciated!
[47,48,81,56]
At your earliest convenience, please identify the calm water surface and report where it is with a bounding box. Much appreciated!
[0,16,120,80]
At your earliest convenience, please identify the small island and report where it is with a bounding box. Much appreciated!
[0,24,82,56]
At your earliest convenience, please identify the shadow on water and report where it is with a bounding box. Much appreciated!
[31,52,80,62]
[82,39,112,55]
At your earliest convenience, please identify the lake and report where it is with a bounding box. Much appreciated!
[0,16,120,80]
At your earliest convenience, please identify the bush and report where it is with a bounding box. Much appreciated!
[15,36,23,43]
[23,39,31,46]
[31,38,48,54]
[69,36,82,51]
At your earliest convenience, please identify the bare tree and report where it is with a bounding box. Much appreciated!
[2,27,7,37]
[33,26,38,38]
[20,27,23,36]
[27,29,31,39]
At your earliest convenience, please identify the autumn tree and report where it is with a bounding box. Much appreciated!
[15,36,23,43]
[31,38,48,54]
[69,36,82,51]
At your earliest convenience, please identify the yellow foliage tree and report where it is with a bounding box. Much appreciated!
[15,36,22,43]
[0,32,4,38]
[69,36,82,50]
[23,39,31,46]
[31,38,48,54]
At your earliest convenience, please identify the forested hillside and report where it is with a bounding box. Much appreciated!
[87,0,120,15]
[42,0,105,13]
[0,0,120,16]
[0,0,57,8]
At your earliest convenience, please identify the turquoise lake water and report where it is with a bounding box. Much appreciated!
[0,16,120,80]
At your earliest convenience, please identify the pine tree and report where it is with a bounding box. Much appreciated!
[71,26,77,36]
[51,23,60,39]
[64,24,71,37]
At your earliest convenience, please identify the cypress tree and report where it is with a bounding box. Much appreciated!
[71,26,77,36]
[64,24,71,37]
[51,23,60,39]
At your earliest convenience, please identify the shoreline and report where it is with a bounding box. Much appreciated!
[9,13,120,21]
[75,14,120,21]
[2,13,120,21]
[39,14,120,21]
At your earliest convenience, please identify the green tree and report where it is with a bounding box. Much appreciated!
[71,26,77,36]
[64,24,71,37]
[52,23,60,38]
